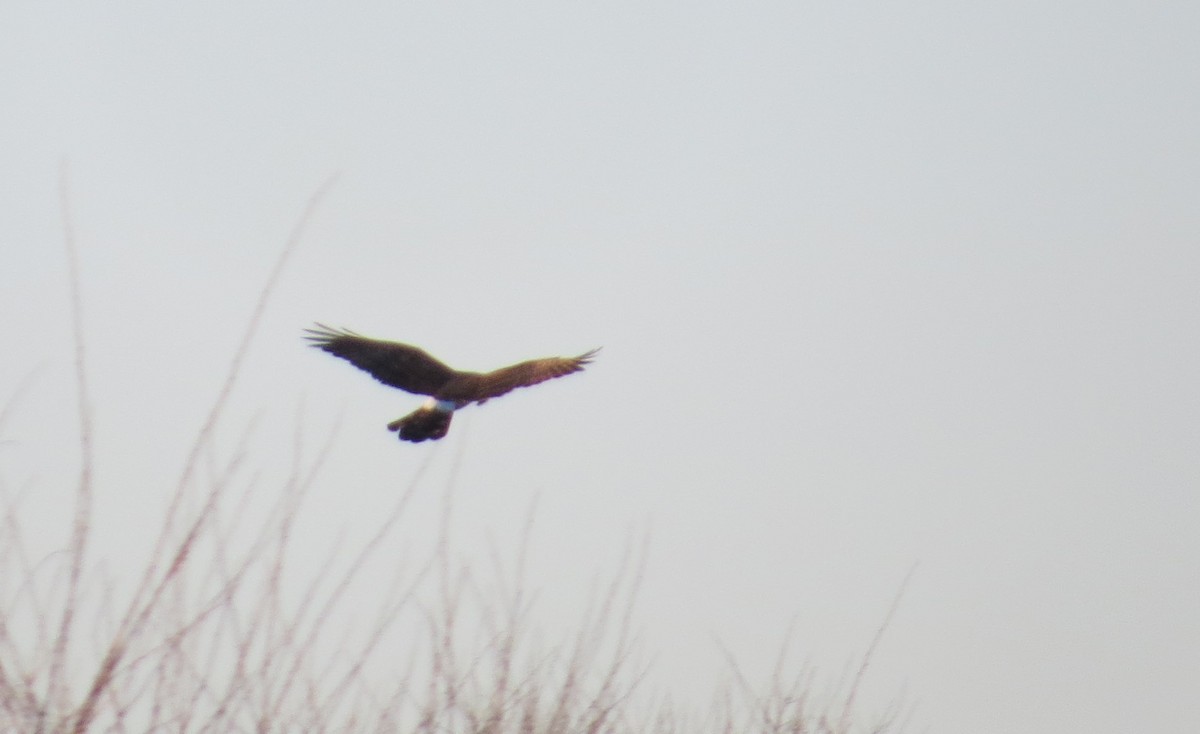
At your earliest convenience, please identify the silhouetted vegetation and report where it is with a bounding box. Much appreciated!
[0,178,911,733]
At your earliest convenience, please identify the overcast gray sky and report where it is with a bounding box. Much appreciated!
[2,2,1198,732]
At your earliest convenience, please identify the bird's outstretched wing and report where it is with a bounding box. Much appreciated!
[304,323,457,396]
[443,349,600,403]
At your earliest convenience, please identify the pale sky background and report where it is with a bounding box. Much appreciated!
[2,2,1199,732]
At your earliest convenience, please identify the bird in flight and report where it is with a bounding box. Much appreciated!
[305,324,598,442]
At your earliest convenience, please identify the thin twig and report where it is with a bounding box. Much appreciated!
[836,562,918,734]
[47,161,96,732]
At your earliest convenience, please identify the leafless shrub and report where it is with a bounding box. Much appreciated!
[706,567,918,734]
[0,175,913,733]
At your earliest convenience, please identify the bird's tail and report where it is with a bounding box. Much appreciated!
[387,406,453,443]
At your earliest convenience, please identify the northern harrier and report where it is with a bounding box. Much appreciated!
[305,324,598,442]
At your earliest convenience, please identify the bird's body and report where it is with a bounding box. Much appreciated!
[305,324,597,442]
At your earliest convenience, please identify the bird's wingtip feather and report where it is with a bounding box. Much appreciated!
[303,323,363,345]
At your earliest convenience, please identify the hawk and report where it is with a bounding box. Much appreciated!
[305,324,598,442]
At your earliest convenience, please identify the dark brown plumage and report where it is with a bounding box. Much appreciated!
[305,324,598,442]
